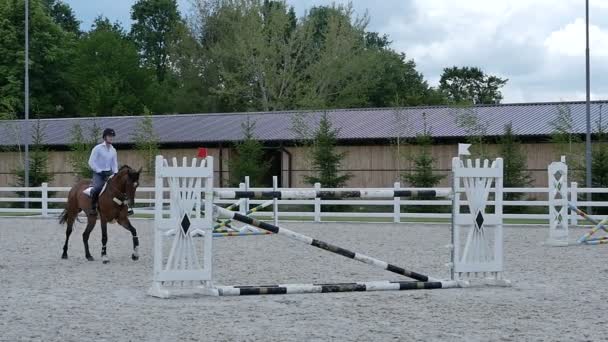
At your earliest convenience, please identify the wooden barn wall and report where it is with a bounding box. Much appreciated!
[0,142,564,190]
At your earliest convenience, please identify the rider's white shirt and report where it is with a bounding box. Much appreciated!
[88,142,118,174]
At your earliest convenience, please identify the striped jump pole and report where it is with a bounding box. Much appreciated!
[215,189,451,200]
[215,206,439,282]
[189,201,276,238]
[213,231,274,237]
[214,200,273,231]
[215,280,460,296]
[583,238,608,245]
[569,204,608,244]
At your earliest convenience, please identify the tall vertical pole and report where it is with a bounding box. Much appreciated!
[585,0,592,213]
[24,0,30,209]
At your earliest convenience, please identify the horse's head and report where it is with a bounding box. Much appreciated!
[115,165,142,207]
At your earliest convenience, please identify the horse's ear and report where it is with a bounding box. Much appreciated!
[137,167,142,174]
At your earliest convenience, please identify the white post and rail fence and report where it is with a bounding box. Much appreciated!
[2,179,608,223]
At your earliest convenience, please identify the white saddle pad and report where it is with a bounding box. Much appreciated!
[83,179,109,197]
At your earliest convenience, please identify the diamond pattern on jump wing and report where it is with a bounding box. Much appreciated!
[475,211,485,231]
[181,214,191,234]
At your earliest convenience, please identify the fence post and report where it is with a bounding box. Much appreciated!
[571,182,578,226]
[238,182,246,215]
[244,176,250,213]
[273,176,279,226]
[393,182,401,223]
[41,182,48,217]
[314,182,321,222]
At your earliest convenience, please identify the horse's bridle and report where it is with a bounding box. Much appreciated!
[105,173,137,207]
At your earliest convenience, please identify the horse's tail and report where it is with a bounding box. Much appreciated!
[59,208,69,225]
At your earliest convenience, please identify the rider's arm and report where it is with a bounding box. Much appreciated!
[111,148,118,174]
[88,145,100,173]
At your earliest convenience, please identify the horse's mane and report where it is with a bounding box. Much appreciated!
[119,165,132,172]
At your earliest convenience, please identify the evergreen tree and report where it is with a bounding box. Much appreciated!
[133,109,160,174]
[228,117,269,186]
[498,123,532,211]
[401,114,444,213]
[403,114,444,187]
[68,122,100,179]
[591,121,608,214]
[304,113,352,187]
[549,103,584,183]
[13,119,54,207]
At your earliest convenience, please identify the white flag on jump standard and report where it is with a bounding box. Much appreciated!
[458,143,471,156]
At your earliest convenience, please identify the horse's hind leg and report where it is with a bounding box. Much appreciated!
[83,216,97,261]
[62,220,74,259]
[118,218,139,261]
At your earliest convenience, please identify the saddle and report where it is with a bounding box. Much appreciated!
[83,175,134,215]
[83,181,108,197]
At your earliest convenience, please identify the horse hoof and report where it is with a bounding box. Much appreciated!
[102,259,110,264]
[131,254,139,261]
[61,254,68,259]
[86,256,95,261]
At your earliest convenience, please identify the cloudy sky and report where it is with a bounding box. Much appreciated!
[64,0,608,103]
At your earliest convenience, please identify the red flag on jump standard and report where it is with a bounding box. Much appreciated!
[197,148,208,158]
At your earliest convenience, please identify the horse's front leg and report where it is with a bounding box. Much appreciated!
[100,218,109,264]
[118,218,139,261]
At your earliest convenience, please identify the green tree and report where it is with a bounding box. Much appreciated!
[453,106,490,158]
[590,120,608,214]
[498,123,532,211]
[190,0,439,112]
[403,114,444,187]
[549,103,584,182]
[131,0,181,83]
[228,117,269,186]
[0,0,77,118]
[133,109,160,174]
[439,66,507,104]
[69,17,154,116]
[197,0,304,111]
[303,112,351,187]
[162,21,214,113]
[0,102,20,153]
[68,122,100,179]
[43,0,80,35]
[13,119,54,208]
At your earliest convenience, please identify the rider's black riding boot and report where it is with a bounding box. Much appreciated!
[90,190,99,216]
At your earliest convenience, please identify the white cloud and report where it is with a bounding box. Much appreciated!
[544,18,608,57]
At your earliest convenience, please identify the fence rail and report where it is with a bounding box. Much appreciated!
[1,180,607,223]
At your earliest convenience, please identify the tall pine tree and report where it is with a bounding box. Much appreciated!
[402,113,444,188]
[13,119,54,208]
[228,117,269,186]
[304,113,351,187]
[498,123,532,212]
[68,122,100,179]
[133,109,160,175]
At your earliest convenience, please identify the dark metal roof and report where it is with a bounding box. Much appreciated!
[1,100,607,146]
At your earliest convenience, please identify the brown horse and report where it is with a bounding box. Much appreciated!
[59,165,141,263]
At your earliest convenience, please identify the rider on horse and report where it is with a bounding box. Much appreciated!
[88,128,118,215]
